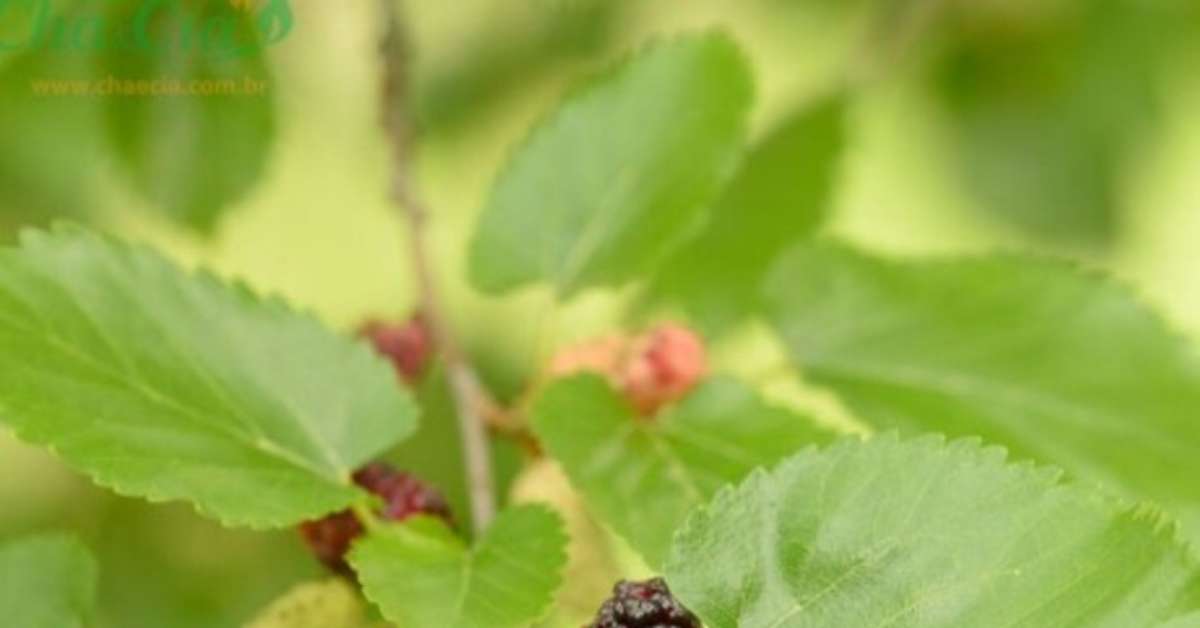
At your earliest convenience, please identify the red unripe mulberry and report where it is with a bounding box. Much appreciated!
[299,462,452,576]
[360,314,434,383]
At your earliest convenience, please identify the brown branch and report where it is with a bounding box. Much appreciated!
[848,0,949,87]
[378,0,496,534]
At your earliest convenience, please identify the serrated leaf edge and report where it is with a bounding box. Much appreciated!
[352,504,570,628]
[0,224,415,529]
[468,30,757,297]
[664,432,1200,586]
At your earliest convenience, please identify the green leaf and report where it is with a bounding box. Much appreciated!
[1161,613,1200,628]
[648,96,846,334]
[0,227,417,528]
[665,435,1200,628]
[764,241,1200,539]
[350,505,568,628]
[104,4,276,234]
[0,533,98,628]
[245,579,376,628]
[469,33,754,297]
[531,374,830,567]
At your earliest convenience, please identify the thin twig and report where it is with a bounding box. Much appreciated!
[378,0,496,534]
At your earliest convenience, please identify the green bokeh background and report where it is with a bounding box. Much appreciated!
[2,1,1199,625]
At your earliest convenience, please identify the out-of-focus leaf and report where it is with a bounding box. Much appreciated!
[0,49,103,236]
[666,435,1200,627]
[648,96,846,334]
[0,533,97,628]
[0,450,317,628]
[934,0,1193,245]
[417,0,624,134]
[86,498,319,628]
[350,505,568,628]
[0,0,40,68]
[0,227,417,528]
[103,2,276,233]
[531,375,831,567]
[469,33,754,297]
[764,241,1200,540]
[246,579,375,628]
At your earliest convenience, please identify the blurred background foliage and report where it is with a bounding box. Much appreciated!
[1,0,1199,626]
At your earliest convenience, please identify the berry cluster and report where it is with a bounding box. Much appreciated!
[587,578,701,628]
[551,323,708,415]
[330,314,708,628]
[300,314,452,575]
[299,462,452,576]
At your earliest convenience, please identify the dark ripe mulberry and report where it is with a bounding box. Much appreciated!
[361,313,434,383]
[299,462,453,575]
[588,578,701,628]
